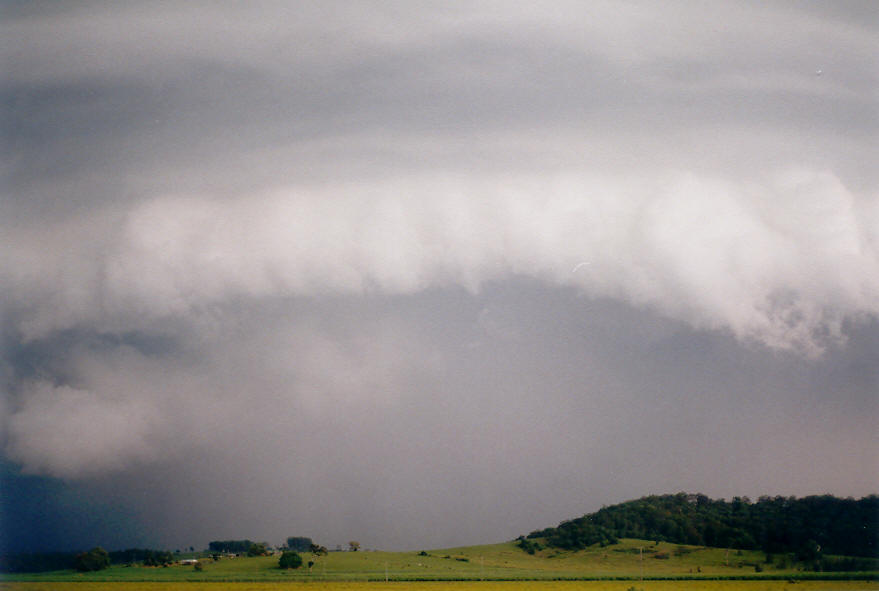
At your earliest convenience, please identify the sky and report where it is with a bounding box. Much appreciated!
[1,1,877,554]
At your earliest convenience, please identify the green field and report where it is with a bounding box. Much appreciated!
[2,539,876,584]
[2,582,879,591]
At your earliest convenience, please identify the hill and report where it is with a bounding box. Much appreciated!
[527,493,878,562]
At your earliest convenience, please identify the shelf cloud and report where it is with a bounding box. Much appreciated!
[1,0,876,553]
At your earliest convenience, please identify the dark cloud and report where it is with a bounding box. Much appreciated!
[1,1,876,553]
[3,286,875,552]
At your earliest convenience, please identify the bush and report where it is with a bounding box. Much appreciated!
[516,536,542,555]
[143,550,173,567]
[74,548,110,572]
[278,551,303,570]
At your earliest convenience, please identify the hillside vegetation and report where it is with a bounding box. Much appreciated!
[528,493,878,563]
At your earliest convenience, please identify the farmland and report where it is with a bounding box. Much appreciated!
[2,539,876,586]
[2,581,879,591]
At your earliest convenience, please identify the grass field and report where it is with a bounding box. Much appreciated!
[2,539,876,585]
[2,581,879,591]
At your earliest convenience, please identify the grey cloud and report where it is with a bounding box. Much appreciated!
[11,290,871,551]
[2,284,877,550]
[3,1,876,204]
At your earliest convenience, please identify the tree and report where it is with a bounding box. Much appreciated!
[348,541,360,552]
[286,537,313,552]
[516,536,541,554]
[74,547,110,572]
[247,543,268,557]
[309,543,328,556]
[278,551,303,570]
[143,550,173,567]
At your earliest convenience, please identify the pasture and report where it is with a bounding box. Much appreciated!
[2,539,876,587]
[2,581,879,591]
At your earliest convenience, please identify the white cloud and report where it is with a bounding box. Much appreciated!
[3,169,875,358]
[32,170,857,356]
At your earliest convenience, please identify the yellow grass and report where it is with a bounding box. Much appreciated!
[2,581,879,591]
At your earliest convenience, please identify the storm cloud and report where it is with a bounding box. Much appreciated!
[1,1,877,552]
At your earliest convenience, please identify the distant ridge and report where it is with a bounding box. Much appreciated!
[527,493,878,559]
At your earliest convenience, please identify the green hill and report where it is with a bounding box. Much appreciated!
[527,493,878,565]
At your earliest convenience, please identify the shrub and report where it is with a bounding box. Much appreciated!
[74,548,110,572]
[143,550,173,567]
[516,536,542,555]
[278,551,302,570]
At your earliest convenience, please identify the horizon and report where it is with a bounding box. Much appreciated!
[5,490,878,555]
[2,1,877,554]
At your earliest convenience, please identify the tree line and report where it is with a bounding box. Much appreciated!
[207,539,255,554]
[1,547,176,573]
[2,535,329,573]
[527,493,878,559]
